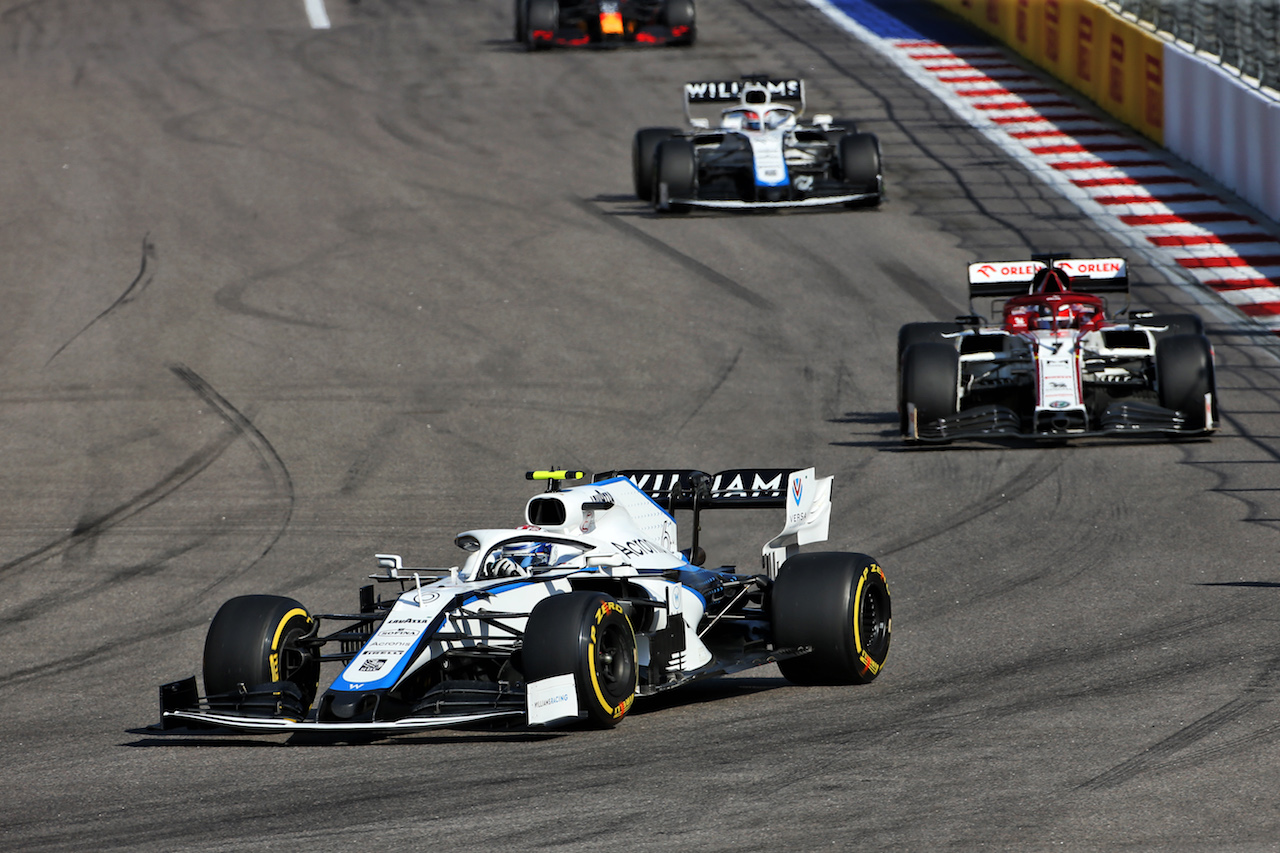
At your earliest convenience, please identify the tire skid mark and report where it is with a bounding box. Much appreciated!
[1082,697,1269,790]
[0,426,238,582]
[677,346,743,433]
[576,197,775,311]
[0,537,209,645]
[213,277,339,329]
[338,414,409,495]
[903,606,1251,715]
[876,450,1066,559]
[0,367,296,689]
[1186,407,1280,535]
[46,234,155,366]
[168,363,295,573]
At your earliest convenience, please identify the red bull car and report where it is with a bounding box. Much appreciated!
[898,254,1218,443]
[633,78,883,212]
[515,0,695,49]
[156,468,890,736]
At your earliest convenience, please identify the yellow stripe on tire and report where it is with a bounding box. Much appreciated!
[269,608,310,682]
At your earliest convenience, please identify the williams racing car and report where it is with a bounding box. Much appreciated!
[898,254,1218,443]
[156,468,891,735]
[633,78,884,212]
[515,0,695,49]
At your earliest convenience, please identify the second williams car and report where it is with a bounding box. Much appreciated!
[633,78,884,212]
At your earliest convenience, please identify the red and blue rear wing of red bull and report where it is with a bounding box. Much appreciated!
[966,256,1129,299]
[595,469,803,510]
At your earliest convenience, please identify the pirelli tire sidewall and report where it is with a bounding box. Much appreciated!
[772,552,891,685]
[202,594,320,710]
[523,591,638,727]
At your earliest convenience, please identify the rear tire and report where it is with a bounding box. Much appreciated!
[524,0,558,50]
[1157,333,1216,431]
[633,128,679,201]
[653,138,697,213]
[900,341,959,438]
[523,591,638,727]
[772,553,891,685]
[838,132,882,205]
[203,595,320,712]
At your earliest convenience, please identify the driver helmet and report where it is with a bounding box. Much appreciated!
[1055,302,1081,328]
[500,541,553,570]
[723,108,761,131]
[1006,306,1034,332]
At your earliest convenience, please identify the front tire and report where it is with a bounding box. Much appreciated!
[1157,333,1216,431]
[523,591,638,727]
[633,127,679,201]
[662,0,696,44]
[897,321,961,367]
[838,132,882,205]
[653,138,697,213]
[203,595,320,712]
[900,341,960,438]
[524,0,558,50]
[823,117,859,146]
[1145,313,1205,340]
[772,553,891,685]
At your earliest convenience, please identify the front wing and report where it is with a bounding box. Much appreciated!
[672,192,878,210]
[154,674,554,735]
[904,397,1217,442]
[160,707,523,734]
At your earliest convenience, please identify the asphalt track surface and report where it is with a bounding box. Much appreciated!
[3,1,1280,850]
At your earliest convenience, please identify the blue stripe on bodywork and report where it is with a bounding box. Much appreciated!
[754,158,789,188]
[332,602,452,693]
[635,567,706,608]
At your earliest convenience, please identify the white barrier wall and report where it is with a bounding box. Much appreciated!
[1164,46,1280,223]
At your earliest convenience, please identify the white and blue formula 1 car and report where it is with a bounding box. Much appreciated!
[898,254,1218,443]
[157,468,891,736]
[632,78,884,212]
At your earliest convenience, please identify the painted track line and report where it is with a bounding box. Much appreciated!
[304,0,331,29]
[807,0,1280,334]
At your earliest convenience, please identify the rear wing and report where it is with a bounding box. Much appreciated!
[967,256,1129,299]
[596,468,795,509]
[682,78,806,124]
[597,467,832,577]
